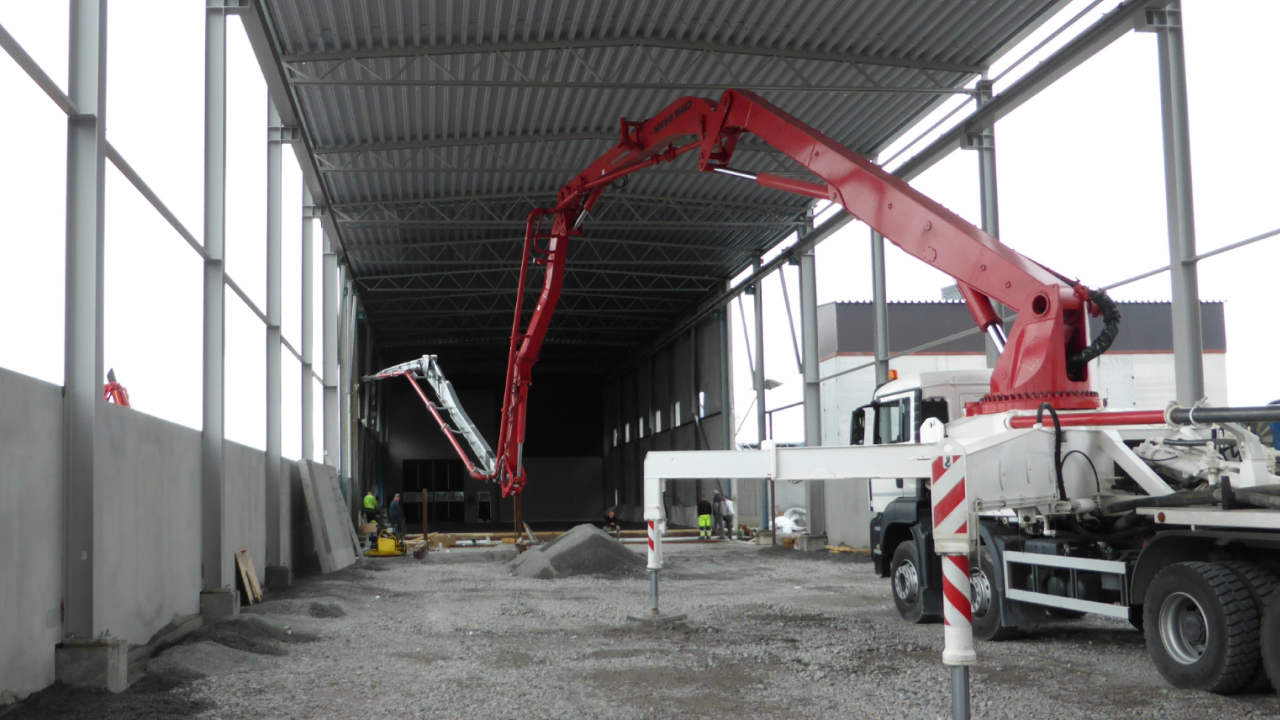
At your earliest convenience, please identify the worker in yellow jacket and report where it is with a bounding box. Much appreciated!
[363,491,379,524]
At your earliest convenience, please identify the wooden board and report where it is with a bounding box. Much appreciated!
[235,548,263,604]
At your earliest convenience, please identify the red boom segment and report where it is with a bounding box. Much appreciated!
[491,89,1107,497]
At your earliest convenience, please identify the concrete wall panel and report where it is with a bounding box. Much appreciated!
[96,402,203,645]
[225,441,268,585]
[0,369,64,695]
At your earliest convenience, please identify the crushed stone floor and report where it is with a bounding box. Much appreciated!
[9,541,1280,720]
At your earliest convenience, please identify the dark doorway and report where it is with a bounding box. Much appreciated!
[403,459,467,524]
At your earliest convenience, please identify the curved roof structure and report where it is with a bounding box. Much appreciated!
[255,0,1074,366]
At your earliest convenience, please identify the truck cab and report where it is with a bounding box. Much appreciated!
[851,370,992,513]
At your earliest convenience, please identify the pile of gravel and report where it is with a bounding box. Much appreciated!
[506,523,645,579]
[179,615,320,657]
[147,641,272,678]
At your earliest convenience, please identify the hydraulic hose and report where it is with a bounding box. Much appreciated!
[1037,402,1067,501]
[1068,288,1120,372]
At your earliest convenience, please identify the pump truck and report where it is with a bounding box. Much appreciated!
[368,89,1280,693]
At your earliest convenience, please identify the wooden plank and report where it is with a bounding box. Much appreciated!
[234,549,260,605]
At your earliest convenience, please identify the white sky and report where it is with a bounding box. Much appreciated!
[1,2,1276,454]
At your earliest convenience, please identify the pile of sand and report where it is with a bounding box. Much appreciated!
[506,523,645,579]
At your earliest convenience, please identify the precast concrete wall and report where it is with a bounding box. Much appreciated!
[0,368,64,696]
[0,366,304,698]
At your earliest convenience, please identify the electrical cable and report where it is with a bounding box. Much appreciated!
[1036,402,1067,501]
[1061,449,1101,493]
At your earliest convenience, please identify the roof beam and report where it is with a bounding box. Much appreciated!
[338,220,806,229]
[280,38,982,75]
[290,79,972,96]
[331,191,807,215]
[312,131,613,156]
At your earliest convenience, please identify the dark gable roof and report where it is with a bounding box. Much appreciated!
[819,301,1226,358]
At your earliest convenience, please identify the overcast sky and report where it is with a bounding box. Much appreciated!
[1,1,1276,454]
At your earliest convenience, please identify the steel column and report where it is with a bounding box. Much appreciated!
[202,0,230,591]
[1153,2,1205,404]
[63,0,107,638]
[871,231,890,386]
[752,261,769,530]
[323,232,341,467]
[301,192,316,461]
[265,99,284,566]
[799,250,825,536]
[971,79,1003,368]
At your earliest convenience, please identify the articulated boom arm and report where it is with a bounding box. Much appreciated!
[379,89,1120,498]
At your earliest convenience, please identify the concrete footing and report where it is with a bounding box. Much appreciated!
[55,638,128,692]
[200,589,241,621]
[264,565,292,591]
[797,534,828,552]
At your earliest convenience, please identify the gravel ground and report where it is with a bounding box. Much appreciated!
[9,541,1280,719]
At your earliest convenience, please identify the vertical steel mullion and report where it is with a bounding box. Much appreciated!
[799,249,825,537]
[202,0,230,591]
[63,0,107,639]
[871,230,890,386]
[974,79,1003,368]
[1155,2,1204,405]
[265,99,284,567]
[752,260,768,530]
[301,190,316,462]
[322,232,340,467]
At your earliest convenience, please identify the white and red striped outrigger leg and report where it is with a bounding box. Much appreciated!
[644,476,665,615]
[931,449,977,670]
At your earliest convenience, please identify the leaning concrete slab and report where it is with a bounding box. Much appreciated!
[296,460,358,573]
[54,638,127,693]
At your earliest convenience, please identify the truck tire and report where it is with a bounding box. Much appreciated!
[1220,560,1278,692]
[1262,592,1280,692]
[890,541,938,624]
[1144,562,1261,694]
[972,545,1018,641]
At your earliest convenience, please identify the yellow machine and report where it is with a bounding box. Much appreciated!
[364,529,405,557]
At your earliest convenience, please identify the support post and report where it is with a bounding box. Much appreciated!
[799,250,826,542]
[752,261,769,532]
[1150,2,1205,404]
[323,232,340,468]
[201,0,232,596]
[301,192,317,461]
[969,79,1003,368]
[265,98,284,568]
[62,0,107,643]
[871,231,890,386]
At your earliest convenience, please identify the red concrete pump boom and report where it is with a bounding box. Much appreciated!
[399,89,1121,498]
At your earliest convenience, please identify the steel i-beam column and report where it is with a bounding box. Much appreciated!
[323,233,340,468]
[63,0,107,640]
[752,261,768,531]
[871,231,890,386]
[201,0,231,595]
[970,79,1003,368]
[301,191,316,461]
[1151,2,1205,404]
[799,250,825,538]
[265,99,284,567]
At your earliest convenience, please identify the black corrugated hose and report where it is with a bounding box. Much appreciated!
[1068,288,1121,372]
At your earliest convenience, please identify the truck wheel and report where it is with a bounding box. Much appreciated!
[1144,562,1261,694]
[972,545,1018,641]
[1261,592,1280,692]
[1221,560,1279,692]
[890,541,938,624]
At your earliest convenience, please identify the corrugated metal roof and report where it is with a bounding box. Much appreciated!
[258,0,1074,366]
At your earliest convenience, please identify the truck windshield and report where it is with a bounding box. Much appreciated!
[874,398,911,444]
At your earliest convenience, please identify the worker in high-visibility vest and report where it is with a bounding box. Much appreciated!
[363,491,379,524]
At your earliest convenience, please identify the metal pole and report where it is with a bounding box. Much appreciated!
[951,666,971,720]
[301,192,316,461]
[1153,2,1205,405]
[799,250,825,539]
[871,231,890,386]
[63,0,107,639]
[649,569,659,615]
[972,78,1003,369]
[323,233,340,466]
[202,0,229,592]
[752,260,769,532]
[265,98,284,567]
